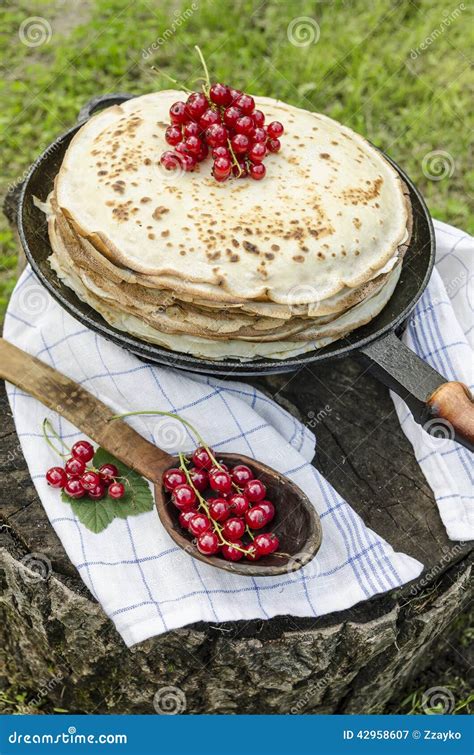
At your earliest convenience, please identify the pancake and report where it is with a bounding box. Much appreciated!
[55,90,409,304]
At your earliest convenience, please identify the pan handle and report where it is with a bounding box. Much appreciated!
[359,330,474,452]
[77,93,135,123]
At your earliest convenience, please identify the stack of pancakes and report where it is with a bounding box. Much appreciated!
[42,91,412,360]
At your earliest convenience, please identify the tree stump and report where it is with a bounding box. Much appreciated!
[1,356,472,714]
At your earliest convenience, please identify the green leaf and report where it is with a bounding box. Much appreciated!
[61,447,154,534]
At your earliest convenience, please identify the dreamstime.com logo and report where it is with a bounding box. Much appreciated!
[8,726,127,745]
[19,16,52,47]
[153,417,188,453]
[153,686,187,714]
[422,418,455,450]
[287,16,320,47]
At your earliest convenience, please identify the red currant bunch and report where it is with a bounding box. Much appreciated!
[162,446,280,561]
[160,58,284,182]
[45,438,126,502]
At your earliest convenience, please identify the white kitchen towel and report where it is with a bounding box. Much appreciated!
[4,218,469,646]
[390,220,473,541]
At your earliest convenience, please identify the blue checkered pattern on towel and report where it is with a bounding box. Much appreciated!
[4,220,470,646]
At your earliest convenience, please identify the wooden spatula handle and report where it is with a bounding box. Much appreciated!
[0,338,172,481]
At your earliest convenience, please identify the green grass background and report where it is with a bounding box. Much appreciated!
[0,0,472,315]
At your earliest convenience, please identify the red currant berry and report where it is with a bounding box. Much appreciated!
[209,498,231,523]
[235,94,255,114]
[175,142,189,155]
[212,146,230,159]
[244,479,266,502]
[179,510,197,529]
[188,513,212,537]
[185,92,208,121]
[169,101,188,125]
[195,141,209,162]
[249,163,266,180]
[184,135,202,155]
[233,161,248,178]
[80,470,101,491]
[189,467,208,492]
[222,517,245,541]
[184,121,201,138]
[252,127,266,143]
[197,530,220,555]
[180,152,197,172]
[252,110,265,127]
[245,505,267,530]
[71,440,94,463]
[228,493,249,516]
[231,465,254,486]
[231,133,250,154]
[199,108,220,130]
[64,478,85,499]
[267,137,281,153]
[192,447,214,470]
[88,482,106,500]
[165,125,182,146]
[209,82,232,106]
[46,466,67,488]
[259,500,275,523]
[205,123,228,148]
[108,482,125,499]
[267,121,284,138]
[172,484,197,510]
[98,463,119,484]
[64,457,85,478]
[213,156,232,180]
[160,150,181,171]
[243,543,260,561]
[221,540,244,561]
[248,142,266,163]
[229,88,243,103]
[209,468,232,494]
[163,468,187,492]
[254,532,279,556]
[235,115,254,136]
[223,106,242,128]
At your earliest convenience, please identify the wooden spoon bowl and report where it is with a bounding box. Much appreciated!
[157,453,322,576]
[0,339,322,577]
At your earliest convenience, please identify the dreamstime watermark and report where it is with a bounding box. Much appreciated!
[422,150,455,181]
[19,17,52,47]
[20,552,52,584]
[142,3,199,58]
[153,686,187,714]
[290,672,330,713]
[307,405,332,429]
[17,284,52,318]
[153,417,188,453]
[410,3,465,59]
[421,686,455,714]
[287,16,320,47]
[422,418,455,450]
[409,542,465,596]
[8,139,60,195]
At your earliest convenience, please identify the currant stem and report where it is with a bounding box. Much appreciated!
[178,453,248,555]
[194,45,211,96]
[42,418,70,459]
[110,409,224,470]
[151,66,193,94]
[227,138,243,177]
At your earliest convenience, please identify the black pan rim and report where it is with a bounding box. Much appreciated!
[17,114,435,377]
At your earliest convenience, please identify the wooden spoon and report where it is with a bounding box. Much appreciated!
[0,339,322,576]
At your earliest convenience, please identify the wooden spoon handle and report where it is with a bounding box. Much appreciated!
[0,338,172,481]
